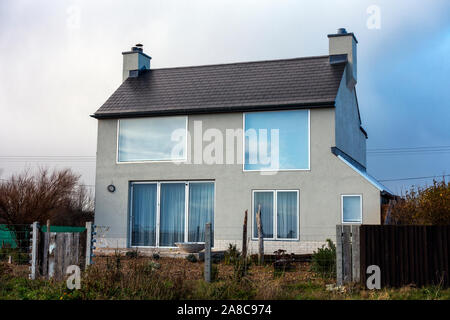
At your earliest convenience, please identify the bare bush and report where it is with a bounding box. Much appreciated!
[0,168,94,226]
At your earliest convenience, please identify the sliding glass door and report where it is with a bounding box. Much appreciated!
[159,183,185,247]
[188,182,215,243]
[130,181,214,247]
[131,183,157,246]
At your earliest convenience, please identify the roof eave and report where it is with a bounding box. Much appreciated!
[91,101,336,119]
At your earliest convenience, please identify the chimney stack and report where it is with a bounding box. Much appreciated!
[328,28,357,88]
[122,44,151,82]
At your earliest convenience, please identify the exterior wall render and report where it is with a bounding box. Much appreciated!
[94,108,380,253]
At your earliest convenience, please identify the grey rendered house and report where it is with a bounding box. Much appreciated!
[92,29,392,254]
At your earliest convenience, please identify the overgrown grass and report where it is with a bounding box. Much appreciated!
[1,257,449,300]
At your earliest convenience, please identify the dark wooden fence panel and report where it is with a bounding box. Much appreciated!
[361,225,450,287]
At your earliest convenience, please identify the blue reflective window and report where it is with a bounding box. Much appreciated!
[342,195,362,223]
[244,110,309,170]
[118,117,187,162]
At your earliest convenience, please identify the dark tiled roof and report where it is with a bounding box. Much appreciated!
[93,55,345,118]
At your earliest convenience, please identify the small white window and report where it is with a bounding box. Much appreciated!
[341,195,362,223]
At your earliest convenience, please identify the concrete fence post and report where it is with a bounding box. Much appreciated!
[336,225,343,286]
[30,221,39,280]
[351,225,361,283]
[204,222,212,283]
[342,225,352,284]
[85,222,92,268]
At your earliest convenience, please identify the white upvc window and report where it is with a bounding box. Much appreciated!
[341,195,362,224]
[243,109,310,171]
[117,116,187,163]
[129,181,215,248]
[252,190,299,240]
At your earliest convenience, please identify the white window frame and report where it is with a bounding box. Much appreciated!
[116,116,188,164]
[341,194,363,224]
[251,189,300,241]
[129,180,215,248]
[242,110,311,172]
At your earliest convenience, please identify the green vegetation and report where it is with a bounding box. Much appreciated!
[1,256,449,300]
[185,254,198,263]
[391,177,450,225]
[311,239,336,278]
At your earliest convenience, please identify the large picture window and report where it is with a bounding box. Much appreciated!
[341,195,362,223]
[244,110,309,171]
[118,116,187,162]
[253,190,299,240]
[130,181,214,247]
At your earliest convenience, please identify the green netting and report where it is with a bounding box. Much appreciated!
[0,225,18,248]
[40,225,86,233]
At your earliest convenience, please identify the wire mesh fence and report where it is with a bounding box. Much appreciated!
[89,225,338,280]
[0,224,32,265]
[1,222,338,282]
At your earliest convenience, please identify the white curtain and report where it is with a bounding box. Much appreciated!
[253,191,274,238]
[277,191,298,239]
[131,184,157,246]
[159,183,185,246]
[188,182,214,243]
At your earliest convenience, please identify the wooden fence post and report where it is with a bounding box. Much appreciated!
[256,204,264,265]
[42,221,50,277]
[85,222,92,269]
[242,210,248,259]
[336,225,343,286]
[204,222,212,283]
[48,232,57,279]
[351,225,360,283]
[343,225,352,284]
[30,222,39,280]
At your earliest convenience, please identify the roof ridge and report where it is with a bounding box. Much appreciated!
[149,55,331,71]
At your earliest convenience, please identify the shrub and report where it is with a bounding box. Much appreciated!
[0,247,29,265]
[125,249,139,259]
[311,239,336,278]
[144,261,161,272]
[201,263,219,282]
[273,249,296,277]
[224,244,240,265]
[390,177,450,225]
[0,168,93,226]
[186,254,198,263]
[152,253,160,260]
[223,244,251,281]
[211,264,219,281]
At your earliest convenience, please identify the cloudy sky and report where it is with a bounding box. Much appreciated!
[0,0,449,195]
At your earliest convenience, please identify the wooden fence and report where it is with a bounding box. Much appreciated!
[360,225,449,288]
[39,232,85,280]
[29,222,94,280]
[337,225,450,288]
